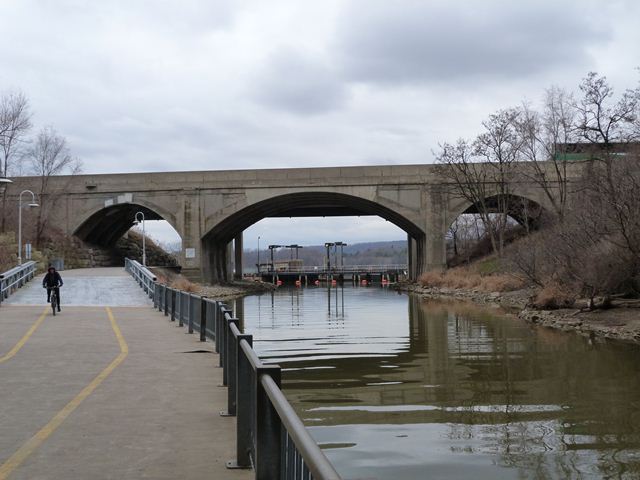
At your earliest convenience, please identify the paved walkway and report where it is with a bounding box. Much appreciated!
[0,269,251,480]
[4,267,153,307]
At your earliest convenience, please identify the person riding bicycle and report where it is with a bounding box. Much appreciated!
[43,265,63,312]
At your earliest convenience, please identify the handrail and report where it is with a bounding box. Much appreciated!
[261,375,341,480]
[124,258,343,480]
[124,258,156,299]
[0,261,38,305]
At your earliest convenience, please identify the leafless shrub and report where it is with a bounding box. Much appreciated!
[532,283,576,310]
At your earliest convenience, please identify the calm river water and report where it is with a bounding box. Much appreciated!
[234,286,640,480]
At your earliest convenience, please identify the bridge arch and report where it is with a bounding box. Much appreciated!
[201,191,426,282]
[446,192,549,231]
[73,201,180,247]
[445,193,549,264]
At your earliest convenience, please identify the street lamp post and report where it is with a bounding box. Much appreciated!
[335,242,347,270]
[324,242,334,272]
[268,244,282,284]
[257,236,261,274]
[134,211,146,266]
[18,190,39,265]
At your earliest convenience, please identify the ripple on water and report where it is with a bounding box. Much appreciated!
[238,286,640,480]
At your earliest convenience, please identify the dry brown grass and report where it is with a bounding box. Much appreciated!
[0,232,19,273]
[154,272,168,284]
[418,267,524,293]
[532,283,576,309]
[481,275,524,292]
[170,277,200,293]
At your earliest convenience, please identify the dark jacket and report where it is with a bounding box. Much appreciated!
[43,271,63,288]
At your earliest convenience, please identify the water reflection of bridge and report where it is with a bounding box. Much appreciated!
[236,289,640,478]
[239,292,638,433]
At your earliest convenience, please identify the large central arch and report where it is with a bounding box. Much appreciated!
[201,191,426,282]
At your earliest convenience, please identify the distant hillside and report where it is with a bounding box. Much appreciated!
[242,240,407,271]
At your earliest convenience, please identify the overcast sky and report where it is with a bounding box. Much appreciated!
[2,0,638,247]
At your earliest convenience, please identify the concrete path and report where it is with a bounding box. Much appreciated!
[4,267,152,307]
[0,269,251,480]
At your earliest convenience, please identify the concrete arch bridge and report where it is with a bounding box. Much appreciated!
[7,163,565,283]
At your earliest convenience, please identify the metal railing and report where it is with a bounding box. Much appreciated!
[124,259,341,480]
[260,264,408,274]
[0,261,38,305]
[124,258,156,298]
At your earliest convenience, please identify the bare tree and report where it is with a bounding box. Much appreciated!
[0,90,32,231]
[437,108,524,257]
[510,74,640,306]
[575,72,639,146]
[517,87,576,220]
[447,214,488,265]
[573,73,640,263]
[28,126,82,245]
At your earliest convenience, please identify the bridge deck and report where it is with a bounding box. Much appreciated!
[0,269,250,480]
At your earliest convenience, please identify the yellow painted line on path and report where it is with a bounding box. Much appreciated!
[0,307,128,480]
[0,307,48,364]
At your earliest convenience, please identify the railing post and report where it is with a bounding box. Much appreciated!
[256,366,283,480]
[164,285,169,316]
[222,317,239,416]
[153,284,157,308]
[220,306,232,375]
[200,297,207,342]
[215,303,222,354]
[227,334,253,470]
[170,289,176,322]
[188,293,195,334]
[178,292,184,327]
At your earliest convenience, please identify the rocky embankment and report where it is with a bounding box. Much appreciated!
[396,282,640,345]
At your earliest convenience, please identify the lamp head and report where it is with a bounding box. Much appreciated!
[28,202,39,208]
[0,177,12,194]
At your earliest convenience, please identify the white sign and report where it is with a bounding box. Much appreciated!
[185,248,196,259]
[117,193,133,204]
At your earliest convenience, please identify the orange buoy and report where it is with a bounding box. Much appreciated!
[314,280,320,286]
[276,280,283,286]
[361,279,368,286]
[295,280,301,287]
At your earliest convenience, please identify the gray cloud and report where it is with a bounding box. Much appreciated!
[337,0,609,85]
[252,48,349,115]
[0,0,635,180]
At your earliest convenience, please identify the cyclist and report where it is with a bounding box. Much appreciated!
[43,265,63,312]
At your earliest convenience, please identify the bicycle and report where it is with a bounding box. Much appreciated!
[44,285,61,316]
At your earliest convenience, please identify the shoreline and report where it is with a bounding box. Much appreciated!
[395,282,640,346]
[197,279,276,302]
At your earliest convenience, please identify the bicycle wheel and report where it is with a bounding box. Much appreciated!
[51,294,57,316]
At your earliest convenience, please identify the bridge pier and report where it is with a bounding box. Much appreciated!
[234,234,243,280]
[202,238,234,284]
[423,188,447,275]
